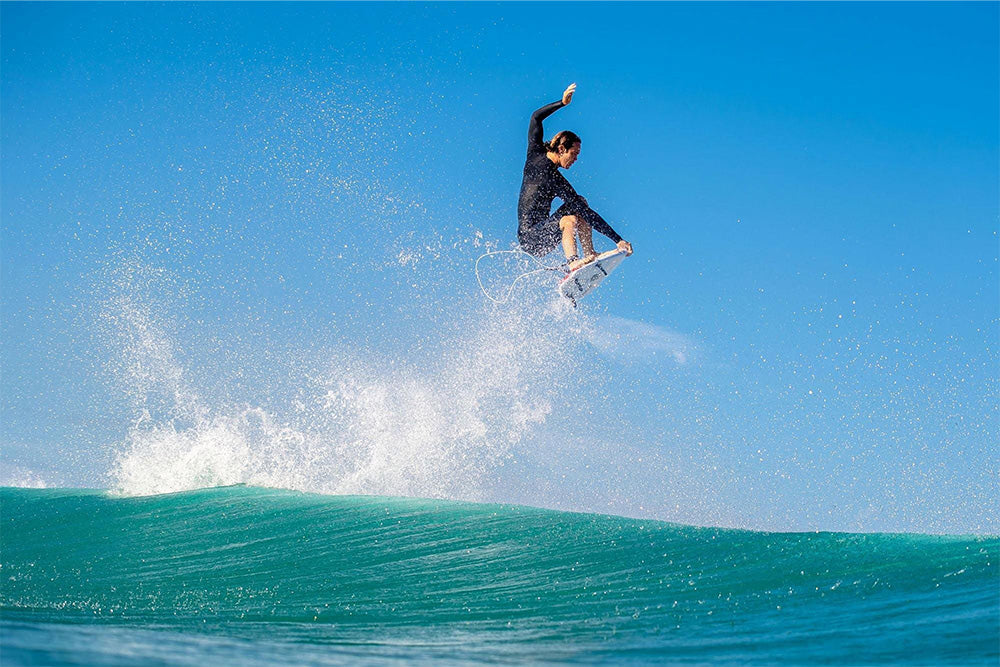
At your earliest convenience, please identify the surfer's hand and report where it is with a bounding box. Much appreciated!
[562,83,576,106]
[617,240,633,256]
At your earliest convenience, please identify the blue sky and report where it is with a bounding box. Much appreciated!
[2,2,997,533]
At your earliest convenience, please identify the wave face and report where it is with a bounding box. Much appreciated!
[2,486,997,666]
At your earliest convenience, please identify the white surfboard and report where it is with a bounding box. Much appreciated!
[558,249,628,303]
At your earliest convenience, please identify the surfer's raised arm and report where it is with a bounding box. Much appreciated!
[527,84,576,152]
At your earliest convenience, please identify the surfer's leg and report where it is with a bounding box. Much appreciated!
[553,203,598,267]
[564,203,622,256]
[559,215,597,270]
[558,215,580,259]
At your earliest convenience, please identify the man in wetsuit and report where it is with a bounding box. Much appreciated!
[518,83,633,270]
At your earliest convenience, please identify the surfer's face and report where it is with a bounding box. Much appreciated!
[558,142,581,169]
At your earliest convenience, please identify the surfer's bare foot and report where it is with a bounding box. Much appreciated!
[568,254,598,271]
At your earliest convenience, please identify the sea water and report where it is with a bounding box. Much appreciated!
[2,485,996,665]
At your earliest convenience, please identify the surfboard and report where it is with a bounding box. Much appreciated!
[558,249,628,303]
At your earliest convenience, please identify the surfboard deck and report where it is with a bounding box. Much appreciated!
[558,249,628,303]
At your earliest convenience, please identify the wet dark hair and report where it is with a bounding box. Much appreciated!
[547,130,581,153]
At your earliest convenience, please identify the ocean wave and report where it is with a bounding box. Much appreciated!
[3,486,997,665]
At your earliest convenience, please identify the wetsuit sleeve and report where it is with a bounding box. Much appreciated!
[554,171,624,244]
[528,101,565,152]
[583,207,623,244]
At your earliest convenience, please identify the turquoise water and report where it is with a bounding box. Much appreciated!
[2,485,997,665]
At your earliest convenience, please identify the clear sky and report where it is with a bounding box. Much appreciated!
[2,2,997,533]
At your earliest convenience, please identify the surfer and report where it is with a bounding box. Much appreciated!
[518,83,633,271]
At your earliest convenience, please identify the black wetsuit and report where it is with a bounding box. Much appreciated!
[517,100,622,257]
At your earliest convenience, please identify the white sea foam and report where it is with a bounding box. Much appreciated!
[106,264,592,501]
[0,464,50,489]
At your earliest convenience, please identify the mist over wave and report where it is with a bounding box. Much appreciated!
[0,465,50,489]
[586,314,696,365]
[100,255,711,523]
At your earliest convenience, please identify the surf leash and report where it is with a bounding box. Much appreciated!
[474,249,565,305]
